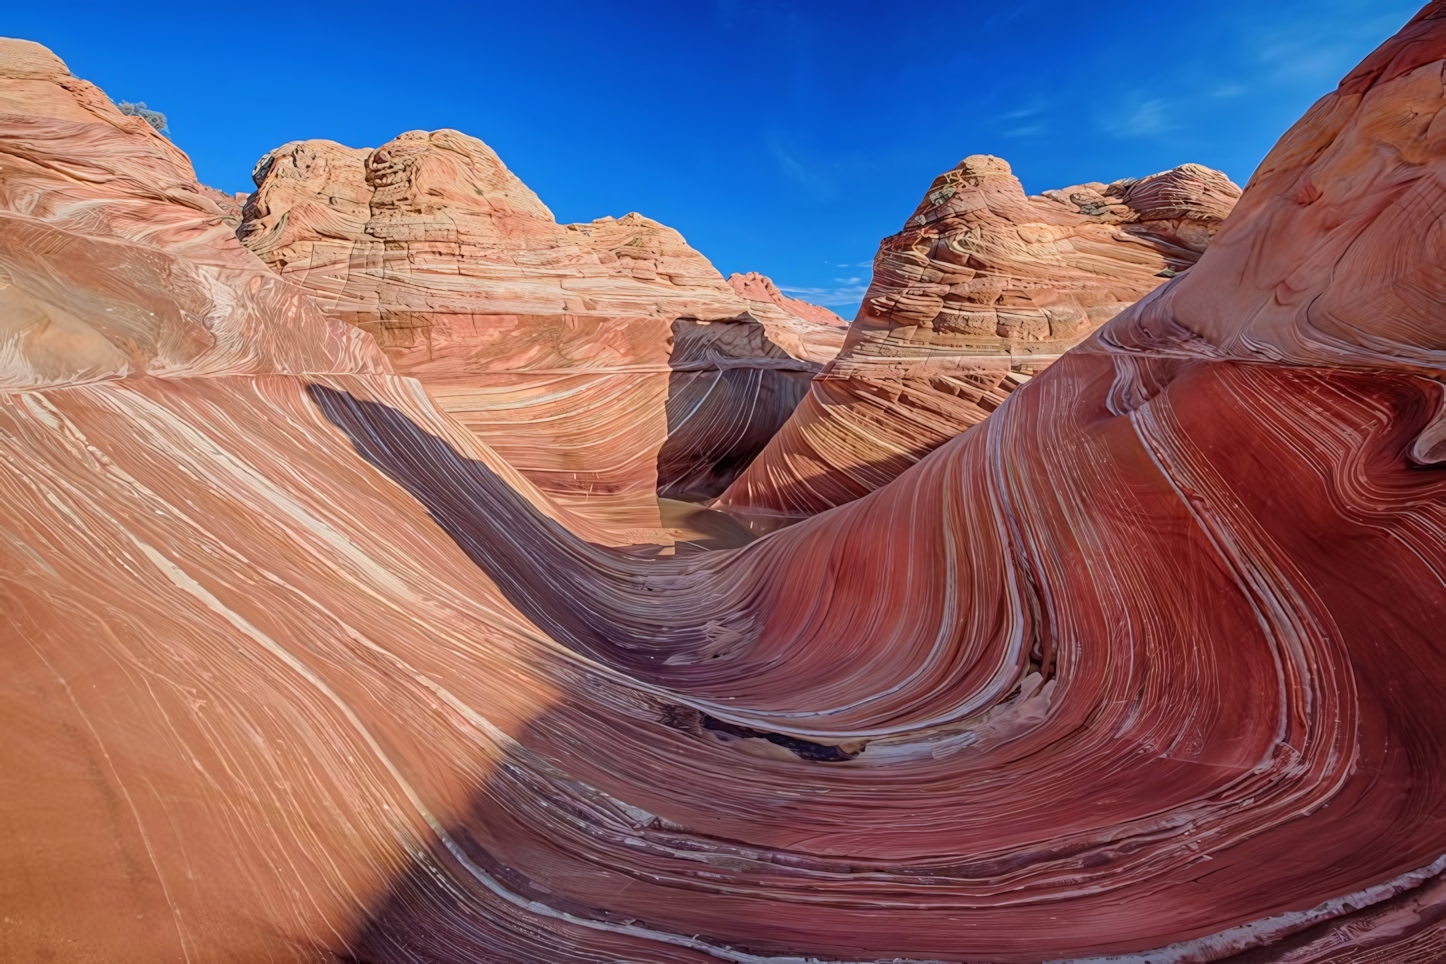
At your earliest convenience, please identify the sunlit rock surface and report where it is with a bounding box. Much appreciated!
[0,44,385,389]
[237,133,845,533]
[715,153,1240,529]
[6,6,1446,961]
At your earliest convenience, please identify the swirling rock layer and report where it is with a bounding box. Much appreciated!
[5,8,1446,963]
[715,156,1240,527]
[238,133,845,534]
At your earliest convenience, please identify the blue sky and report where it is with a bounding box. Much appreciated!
[3,1,1423,317]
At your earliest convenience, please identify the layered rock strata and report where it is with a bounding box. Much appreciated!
[715,154,1240,527]
[238,133,845,526]
[6,9,1446,963]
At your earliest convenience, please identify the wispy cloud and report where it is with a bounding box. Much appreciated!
[1243,11,1406,87]
[978,0,1041,30]
[995,102,1050,138]
[1003,123,1048,138]
[1100,95,1177,138]
[1001,105,1043,121]
[779,281,871,308]
[769,136,834,199]
[1127,99,1173,135]
[1267,10,1418,96]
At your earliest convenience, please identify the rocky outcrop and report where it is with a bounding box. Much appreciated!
[238,132,845,526]
[727,269,849,329]
[0,40,385,390]
[714,155,1240,527]
[7,8,1446,962]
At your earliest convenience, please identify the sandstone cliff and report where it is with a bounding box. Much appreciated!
[238,132,845,522]
[0,41,385,389]
[714,155,1240,527]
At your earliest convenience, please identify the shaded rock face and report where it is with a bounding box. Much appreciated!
[6,7,1446,963]
[655,315,817,502]
[238,132,845,533]
[714,154,1241,527]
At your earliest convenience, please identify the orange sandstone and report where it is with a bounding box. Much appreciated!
[715,154,1240,527]
[3,9,1446,962]
[239,133,844,529]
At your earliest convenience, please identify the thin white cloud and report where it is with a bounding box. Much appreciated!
[1243,9,1409,88]
[1100,95,1177,138]
[778,282,871,308]
[769,137,834,199]
[1127,99,1173,135]
[995,101,1050,138]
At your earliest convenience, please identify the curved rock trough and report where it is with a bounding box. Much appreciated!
[3,5,1446,960]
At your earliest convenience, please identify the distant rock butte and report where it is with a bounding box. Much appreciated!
[715,154,1240,527]
[727,270,849,329]
[238,132,845,529]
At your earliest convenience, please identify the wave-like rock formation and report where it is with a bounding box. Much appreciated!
[5,5,1446,960]
[715,154,1240,528]
[237,133,845,535]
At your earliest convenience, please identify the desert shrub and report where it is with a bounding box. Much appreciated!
[116,100,168,132]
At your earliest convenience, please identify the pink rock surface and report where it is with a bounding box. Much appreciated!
[5,8,1446,963]
[0,41,385,390]
[727,269,849,329]
[239,133,844,532]
[715,155,1240,527]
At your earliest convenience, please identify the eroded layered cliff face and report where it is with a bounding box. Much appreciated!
[6,6,1446,961]
[715,154,1240,527]
[237,132,845,528]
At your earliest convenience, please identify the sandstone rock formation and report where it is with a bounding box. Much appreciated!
[0,43,384,390]
[238,132,845,528]
[6,6,1446,962]
[727,269,849,331]
[714,153,1240,528]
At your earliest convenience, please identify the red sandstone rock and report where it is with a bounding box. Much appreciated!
[5,8,1446,963]
[0,41,386,389]
[238,133,844,528]
[0,37,614,547]
[715,154,1240,528]
[727,270,849,329]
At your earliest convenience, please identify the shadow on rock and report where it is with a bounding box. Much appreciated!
[655,315,818,503]
[306,384,760,677]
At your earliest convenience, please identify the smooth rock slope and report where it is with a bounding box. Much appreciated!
[5,7,1446,962]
